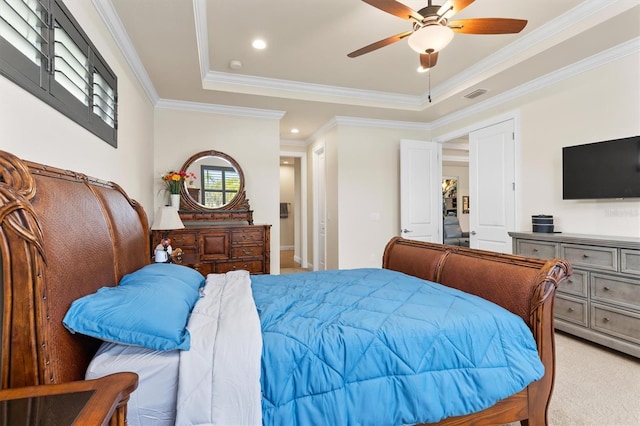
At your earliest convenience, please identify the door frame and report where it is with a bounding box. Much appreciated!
[434,111,522,232]
[280,150,308,268]
[312,143,326,271]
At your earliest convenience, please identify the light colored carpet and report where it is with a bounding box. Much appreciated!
[544,331,639,426]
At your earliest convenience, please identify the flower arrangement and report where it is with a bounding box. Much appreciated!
[161,170,196,194]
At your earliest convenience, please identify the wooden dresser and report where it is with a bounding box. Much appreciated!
[510,232,640,357]
[152,223,271,275]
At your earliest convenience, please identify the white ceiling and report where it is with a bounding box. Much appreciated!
[106,0,640,142]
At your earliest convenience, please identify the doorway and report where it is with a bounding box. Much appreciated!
[279,151,308,273]
[439,114,517,253]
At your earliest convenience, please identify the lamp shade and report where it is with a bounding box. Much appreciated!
[408,24,454,54]
[151,206,185,230]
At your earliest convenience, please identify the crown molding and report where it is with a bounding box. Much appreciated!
[156,99,285,120]
[193,0,209,80]
[334,116,431,132]
[93,0,159,104]
[203,71,423,110]
[432,37,640,130]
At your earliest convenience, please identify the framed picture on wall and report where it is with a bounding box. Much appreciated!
[462,196,470,214]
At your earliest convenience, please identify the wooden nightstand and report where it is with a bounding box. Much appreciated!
[0,372,138,426]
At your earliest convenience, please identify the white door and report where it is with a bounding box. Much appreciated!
[313,145,326,270]
[469,120,515,253]
[400,139,442,242]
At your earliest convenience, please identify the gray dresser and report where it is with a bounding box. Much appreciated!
[510,232,640,358]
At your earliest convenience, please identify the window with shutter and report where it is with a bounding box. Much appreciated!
[0,0,118,147]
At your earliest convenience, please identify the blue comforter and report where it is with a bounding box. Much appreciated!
[251,268,544,425]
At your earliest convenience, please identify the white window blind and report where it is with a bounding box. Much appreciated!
[0,0,47,65]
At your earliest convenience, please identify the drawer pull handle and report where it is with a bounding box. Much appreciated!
[603,317,610,322]
[243,249,253,255]
[567,279,573,284]
[532,248,539,252]
[568,307,574,312]
[582,254,589,258]
[603,286,610,291]
[232,266,237,270]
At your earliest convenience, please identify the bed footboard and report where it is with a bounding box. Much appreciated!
[382,237,571,426]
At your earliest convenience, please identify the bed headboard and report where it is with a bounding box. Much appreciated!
[0,150,150,389]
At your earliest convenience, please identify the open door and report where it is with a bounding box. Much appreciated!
[468,120,515,253]
[400,139,442,242]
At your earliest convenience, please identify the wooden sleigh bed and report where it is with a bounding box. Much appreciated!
[0,149,570,425]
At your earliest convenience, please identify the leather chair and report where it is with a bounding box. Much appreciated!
[443,216,470,247]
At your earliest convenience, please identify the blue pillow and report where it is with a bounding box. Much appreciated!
[63,266,204,351]
[119,263,205,291]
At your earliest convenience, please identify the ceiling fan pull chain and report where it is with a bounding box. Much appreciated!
[428,68,432,103]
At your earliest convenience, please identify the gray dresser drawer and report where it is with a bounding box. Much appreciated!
[590,273,640,311]
[621,249,640,276]
[561,244,617,272]
[516,240,558,259]
[555,295,588,327]
[591,303,640,345]
[558,269,588,297]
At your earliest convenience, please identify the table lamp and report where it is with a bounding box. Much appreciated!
[150,206,185,262]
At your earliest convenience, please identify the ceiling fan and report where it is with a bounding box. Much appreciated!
[348,0,528,70]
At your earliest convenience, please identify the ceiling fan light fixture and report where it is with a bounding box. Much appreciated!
[408,24,454,54]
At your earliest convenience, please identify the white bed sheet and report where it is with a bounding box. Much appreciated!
[85,341,180,426]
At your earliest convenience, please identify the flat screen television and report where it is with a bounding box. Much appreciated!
[562,135,640,200]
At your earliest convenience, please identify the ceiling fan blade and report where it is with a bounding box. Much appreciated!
[362,0,424,22]
[347,31,412,58]
[438,0,475,18]
[420,52,439,69]
[448,18,527,34]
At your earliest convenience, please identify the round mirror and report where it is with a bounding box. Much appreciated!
[179,150,247,211]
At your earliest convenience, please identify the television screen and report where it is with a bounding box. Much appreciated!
[562,136,640,200]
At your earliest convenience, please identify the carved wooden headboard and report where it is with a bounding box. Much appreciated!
[0,150,150,389]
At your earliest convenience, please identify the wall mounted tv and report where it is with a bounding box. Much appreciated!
[562,135,640,200]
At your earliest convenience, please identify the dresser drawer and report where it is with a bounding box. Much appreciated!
[231,245,264,259]
[555,295,588,326]
[231,228,265,243]
[591,303,640,345]
[516,240,557,259]
[621,249,640,276]
[590,273,640,311]
[558,269,588,297]
[169,232,197,246]
[561,244,617,272]
[215,260,264,274]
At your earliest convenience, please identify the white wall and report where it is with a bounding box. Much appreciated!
[434,51,640,239]
[154,107,282,272]
[334,125,430,269]
[0,0,155,215]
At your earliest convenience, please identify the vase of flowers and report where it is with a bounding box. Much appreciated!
[161,170,196,209]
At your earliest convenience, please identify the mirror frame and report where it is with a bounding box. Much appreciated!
[179,150,250,212]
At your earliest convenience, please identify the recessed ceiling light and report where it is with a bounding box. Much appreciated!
[252,39,267,50]
[290,128,299,134]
